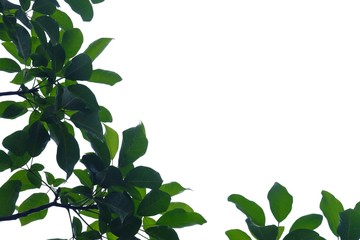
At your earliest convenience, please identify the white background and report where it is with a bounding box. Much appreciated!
[2,0,360,239]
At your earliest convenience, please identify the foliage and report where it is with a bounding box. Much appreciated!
[0,0,205,239]
[226,182,360,240]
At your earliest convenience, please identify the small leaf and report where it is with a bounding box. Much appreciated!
[28,121,50,157]
[64,53,92,80]
[290,214,323,232]
[18,193,49,225]
[89,69,122,86]
[119,122,148,167]
[61,28,83,60]
[84,38,112,61]
[160,182,188,197]
[146,226,179,240]
[104,124,119,160]
[320,190,344,237]
[228,194,265,226]
[0,180,22,217]
[246,218,278,240]
[125,166,162,189]
[99,106,112,122]
[35,16,59,45]
[283,229,321,240]
[0,150,11,172]
[3,130,29,156]
[157,208,206,228]
[337,209,360,240]
[71,110,103,140]
[137,190,171,216]
[0,58,21,73]
[267,182,293,223]
[56,133,80,179]
[225,229,252,240]
[64,0,93,21]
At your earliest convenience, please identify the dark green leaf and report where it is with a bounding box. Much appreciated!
[103,192,134,222]
[35,16,59,45]
[64,53,92,80]
[61,28,83,60]
[74,169,92,187]
[26,170,42,188]
[89,69,122,86]
[15,10,32,30]
[48,44,65,72]
[9,170,38,191]
[225,229,252,240]
[0,101,27,119]
[81,152,106,173]
[84,38,112,61]
[71,110,103,140]
[104,124,119,160]
[3,130,29,156]
[11,69,34,84]
[91,0,104,3]
[9,152,31,171]
[64,0,93,21]
[157,208,206,228]
[99,106,112,122]
[110,216,141,237]
[44,171,55,185]
[125,166,162,189]
[0,180,21,217]
[62,84,99,111]
[18,193,49,225]
[0,150,11,172]
[0,58,21,73]
[246,218,278,240]
[30,163,44,171]
[72,216,82,236]
[290,214,323,232]
[32,0,59,15]
[13,25,31,61]
[51,9,73,31]
[56,133,80,178]
[283,229,321,240]
[320,190,344,237]
[28,121,50,157]
[267,182,293,223]
[338,209,360,240]
[119,123,148,167]
[160,182,188,197]
[137,190,171,216]
[145,226,179,240]
[86,134,110,167]
[228,194,265,226]
[20,0,31,10]
[32,20,48,47]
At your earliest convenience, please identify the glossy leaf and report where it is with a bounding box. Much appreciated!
[290,214,323,232]
[64,0,93,21]
[0,101,27,119]
[0,150,11,172]
[0,58,21,73]
[61,28,83,60]
[64,53,92,80]
[137,190,171,216]
[28,121,50,157]
[338,209,360,240]
[84,38,112,61]
[160,182,188,197]
[35,16,59,45]
[320,190,344,237]
[18,193,49,225]
[283,229,321,240]
[125,166,162,189]
[89,69,122,86]
[56,133,80,178]
[245,218,278,240]
[157,208,206,228]
[267,182,293,223]
[119,122,148,167]
[228,194,265,226]
[0,180,21,217]
[145,226,179,240]
[71,110,103,140]
[225,229,252,240]
[3,130,29,156]
[104,124,118,160]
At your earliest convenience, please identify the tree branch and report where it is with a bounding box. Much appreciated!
[0,88,38,97]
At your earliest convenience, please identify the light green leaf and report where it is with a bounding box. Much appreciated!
[89,69,122,86]
[64,0,93,21]
[64,53,92,80]
[320,190,344,237]
[157,208,206,228]
[99,106,112,122]
[0,58,21,73]
[137,190,171,216]
[61,28,83,60]
[74,169,92,187]
[104,124,118,160]
[125,166,162,189]
[83,38,112,61]
[167,202,194,213]
[338,209,360,240]
[56,133,80,179]
[0,180,22,217]
[18,193,49,225]
[145,226,179,240]
[290,214,323,232]
[225,229,252,240]
[160,182,188,197]
[267,182,293,223]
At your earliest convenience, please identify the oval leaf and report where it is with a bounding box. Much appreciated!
[160,182,188,197]
[70,110,103,140]
[104,124,119,160]
[84,38,112,61]
[283,229,321,240]
[320,190,344,237]
[3,130,29,156]
[64,53,92,80]
[246,218,278,240]
[89,69,122,86]
[125,166,162,189]
[145,226,179,240]
[157,208,206,228]
[18,193,50,225]
[267,182,293,223]
[64,0,93,21]
[35,16,59,45]
[56,133,80,179]
[225,229,252,240]
[28,121,50,157]
[0,180,21,217]
[338,209,360,240]
[0,101,27,119]
[228,194,265,226]
[290,214,323,232]
[61,28,83,59]
[0,58,21,73]
[137,190,171,216]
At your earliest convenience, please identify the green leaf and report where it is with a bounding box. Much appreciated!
[167,202,194,213]
[337,209,360,240]
[104,124,118,160]
[103,192,134,222]
[51,9,73,31]
[99,106,112,122]
[15,10,32,29]
[228,194,265,226]
[86,134,110,167]
[72,216,82,236]
[267,182,293,223]
[119,122,148,167]
[64,53,92,80]
[13,25,31,61]
[9,170,38,191]
[143,216,156,230]
[283,229,321,240]
[125,166,162,189]
[0,58,21,73]
[89,69,122,86]
[246,218,278,240]
[9,152,31,171]
[290,214,323,232]
[18,193,49,225]
[160,182,188,197]
[84,38,112,61]
[64,0,93,22]
[137,189,171,216]
[62,84,99,111]
[44,171,55,185]
[32,0,59,15]
[71,110,103,140]
[157,208,206,228]
[48,44,65,72]
[95,166,123,188]
[320,190,344,237]
[225,229,252,240]
[2,42,27,64]
[56,133,80,179]
[35,16,59,45]
[91,0,104,3]
[61,28,83,60]
[30,163,44,171]
[3,130,29,156]
[74,169,92,187]
[20,0,31,10]
[0,101,27,119]
[28,121,50,157]
[0,150,11,172]
[145,226,179,240]
[0,180,21,217]
[110,216,141,238]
